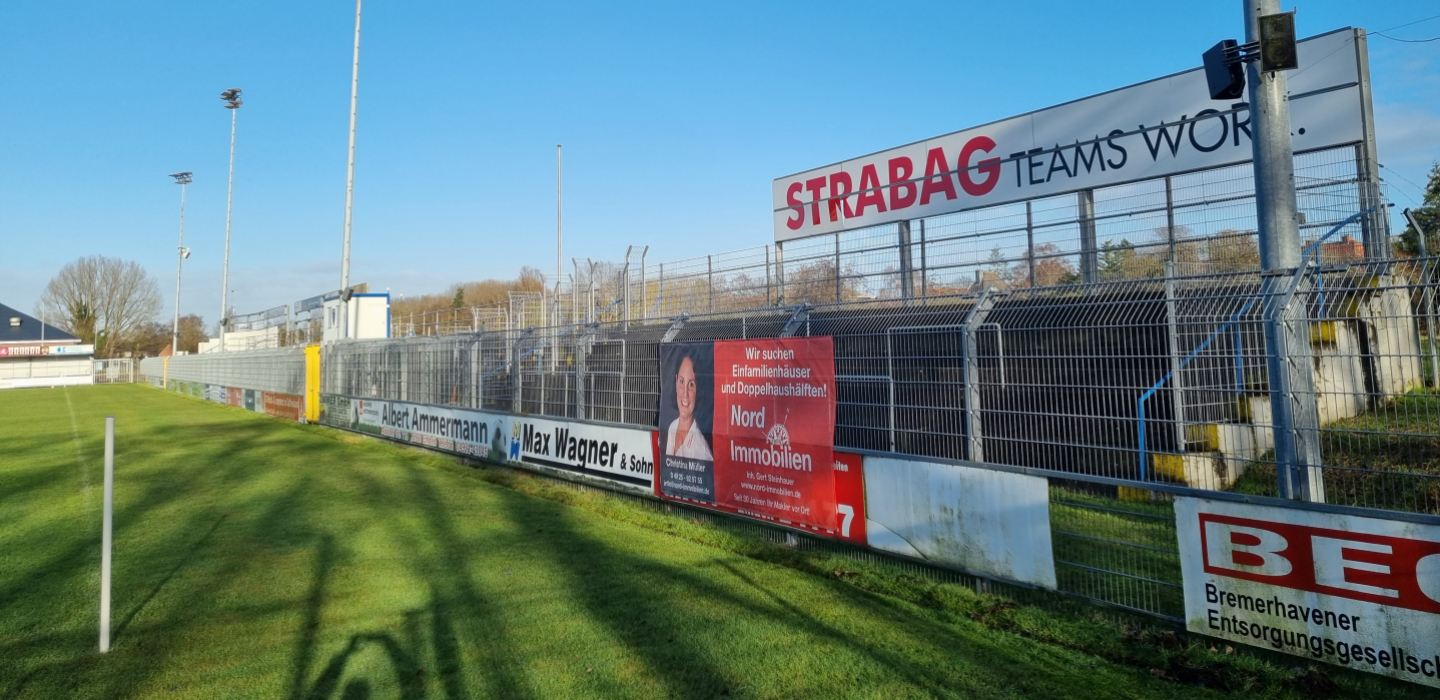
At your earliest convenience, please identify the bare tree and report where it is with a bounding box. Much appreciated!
[36,256,162,357]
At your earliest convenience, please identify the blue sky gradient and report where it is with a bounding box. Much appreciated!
[2,1,1437,321]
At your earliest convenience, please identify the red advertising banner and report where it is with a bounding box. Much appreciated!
[659,337,852,537]
[262,392,304,422]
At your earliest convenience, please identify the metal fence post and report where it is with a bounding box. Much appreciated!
[1078,189,1098,284]
[918,219,928,298]
[511,332,525,414]
[898,220,914,301]
[1165,176,1178,265]
[576,328,588,420]
[707,255,715,315]
[1164,261,1187,456]
[623,246,633,332]
[1406,208,1440,389]
[765,245,772,307]
[1025,203,1035,288]
[1353,30,1391,259]
[774,243,785,305]
[961,289,996,462]
[640,246,649,322]
[1265,267,1325,502]
[834,232,843,303]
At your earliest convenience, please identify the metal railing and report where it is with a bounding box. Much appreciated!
[391,145,1386,339]
[136,140,1440,624]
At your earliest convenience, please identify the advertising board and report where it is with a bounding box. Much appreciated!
[318,395,655,485]
[261,392,303,421]
[862,456,1056,589]
[657,338,860,539]
[1177,498,1440,687]
[772,29,1365,241]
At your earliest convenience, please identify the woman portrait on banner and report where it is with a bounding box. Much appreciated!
[665,350,713,461]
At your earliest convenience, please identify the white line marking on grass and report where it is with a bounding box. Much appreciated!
[64,386,95,512]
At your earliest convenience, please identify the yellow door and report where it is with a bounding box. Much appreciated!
[304,345,321,422]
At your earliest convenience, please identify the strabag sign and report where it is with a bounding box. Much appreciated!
[772,28,1365,242]
[1177,498,1440,688]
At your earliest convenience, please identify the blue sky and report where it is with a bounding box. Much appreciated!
[2,1,1437,322]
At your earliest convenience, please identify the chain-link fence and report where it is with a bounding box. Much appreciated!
[140,347,306,396]
[309,249,1439,621]
[134,136,1439,624]
[391,144,1387,340]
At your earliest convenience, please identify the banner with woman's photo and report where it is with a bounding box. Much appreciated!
[657,337,850,537]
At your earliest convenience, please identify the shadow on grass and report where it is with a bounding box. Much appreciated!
[112,515,229,643]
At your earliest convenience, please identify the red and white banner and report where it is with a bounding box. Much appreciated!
[772,29,1365,242]
[1177,498,1440,688]
[658,337,860,540]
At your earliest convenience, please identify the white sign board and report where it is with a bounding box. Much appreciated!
[863,456,1056,589]
[323,395,655,485]
[773,28,1365,242]
[1176,497,1440,688]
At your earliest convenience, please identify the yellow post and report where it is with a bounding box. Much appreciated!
[304,345,322,422]
[162,357,169,389]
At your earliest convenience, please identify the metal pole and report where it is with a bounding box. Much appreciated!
[919,221,928,297]
[707,255,714,315]
[1164,261,1187,456]
[557,144,563,310]
[1406,208,1440,389]
[765,245,772,306]
[1246,0,1321,502]
[99,416,114,653]
[640,246,648,321]
[340,0,363,293]
[1353,30,1389,258]
[774,243,785,305]
[897,221,914,301]
[1078,190,1098,284]
[623,245,633,331]
[172,178,188,356]
[220,107,238,352]
[1165,176,1178,265]
[834,232,842,303]
[961,291,996,462]
[1025,203,1035,287]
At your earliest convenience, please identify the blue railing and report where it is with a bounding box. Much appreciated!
[1134,204,1385,480]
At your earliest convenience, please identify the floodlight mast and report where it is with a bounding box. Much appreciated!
[220,89,242,351]
[340,0,362,294]
[170,171,193,358]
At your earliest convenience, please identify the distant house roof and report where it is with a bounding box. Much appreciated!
[0,303,80,344]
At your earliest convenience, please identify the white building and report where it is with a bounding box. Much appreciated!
[0,303,95,389]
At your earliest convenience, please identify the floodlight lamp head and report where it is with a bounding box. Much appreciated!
[180,247,191,259]
[170,171,193,184]
[221,88,243,109]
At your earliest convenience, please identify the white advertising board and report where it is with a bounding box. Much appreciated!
[773,28,1365,242]
[321,395,655,486]
[863,456,1056,589]
[1177,497,1440,688]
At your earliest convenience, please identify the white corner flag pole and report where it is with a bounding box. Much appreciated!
[99,416,114,653]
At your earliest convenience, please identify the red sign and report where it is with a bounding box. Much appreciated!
[1199,513,1440,614]
[832,451,867,545]
[658,338,850,537]
[262,392,303,422]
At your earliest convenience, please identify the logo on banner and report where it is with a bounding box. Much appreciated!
[1177,498,1440,689]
